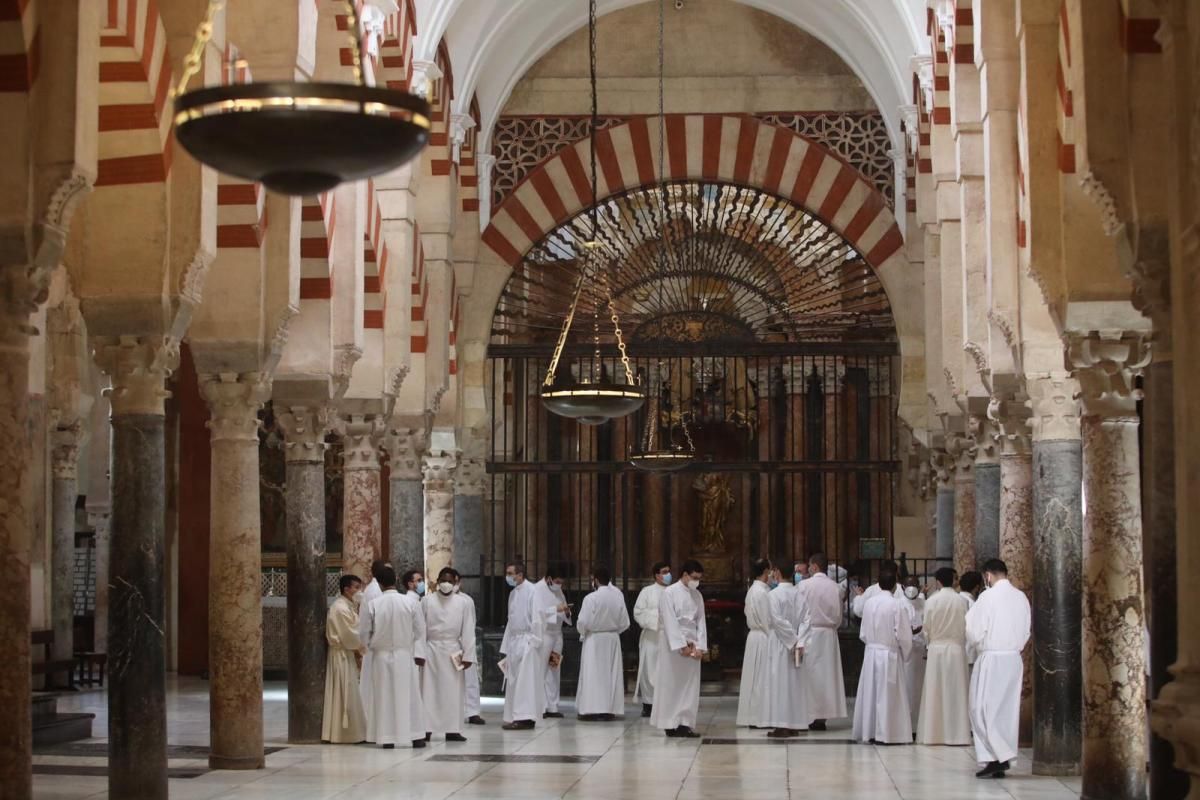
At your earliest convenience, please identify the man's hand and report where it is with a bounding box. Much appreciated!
[854,586,865,596]
[679,644,695,658]
[795,647,804,659]
[414,657,426,667]
[557,603,570,614]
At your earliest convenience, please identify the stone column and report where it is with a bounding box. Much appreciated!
[85,381,112,655]
[971,415,1001,563]
[383,427,424,570]
[1070,333,1151,800]
[89,512,111,653]
[93,337,176,799]
[931,447,955,564]
[1028,371,1083,776]
[422,451,457,581]
[275,405,332,744]
[341,416,383,584]
[996,398,1034,745]
[454,456,485,594]
[202,375,270,770]
[50,423,83,667]
[948,433,977,575]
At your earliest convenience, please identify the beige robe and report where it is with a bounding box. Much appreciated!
[322,595,367,743]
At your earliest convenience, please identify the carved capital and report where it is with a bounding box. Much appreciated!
[410,59,443,101]
[968,413,999,465]
[1067,331,1152,419]
[202,373,271,444]
[421,450,457,495]
[1027,371,1082,441]
[51,422,85,480]
[1126,225,1172,345]
[92,336,179,416]
[455,457,487,496]
[382,426,424,479]
[930,447,956,488]
[340,415,384,471]
[946,432,977,474]
[989,390,1032,457]
[275,405,334,463]
[332,344,362,400]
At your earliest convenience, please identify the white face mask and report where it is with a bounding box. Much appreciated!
[904,586,920,600]
[438,582,454,595]
[687,576,701,590]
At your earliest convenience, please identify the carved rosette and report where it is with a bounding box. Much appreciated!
[382,426,424,481]
[275,405,334,463]
[1026,371,1082,442]
[340,416,383,472]
[1067,332,1152,421]
[202,374,270,444]
[50,422,85,480]
[92,336,179,417]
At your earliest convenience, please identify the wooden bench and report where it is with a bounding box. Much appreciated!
[31,630,76,691]
[75,652,107,687]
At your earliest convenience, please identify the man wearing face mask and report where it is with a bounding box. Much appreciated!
[852,569,913,744]
[650,559,707,738]
[965,559,1031,778]
[901,575,927,733]
[357,560,392,722]
[851,560,904,619]
[536,563,572,718]
[322,574,367,743]
[917,567,970,745]
[797,552,847,730]
[402,569,426,600]
[421,567,475,742]
[764,566,812,738]
[575,566,630,720]
[633,562,672,718]
[736,558,776,728]
[499,562,557,730]
[357,566,427,749]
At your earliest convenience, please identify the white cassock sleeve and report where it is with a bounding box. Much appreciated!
[695,599,709,653]
[660,592,688,652]
[617,596,631,634]
[633,586,657,630]
[461,597,477,664]
[413,600,428,660]
[576,594,595,638]
[358,600,375,649]
[852,589,868,619]
[894,602,913,661]
[793,593,812,650]
[769,594,798,650]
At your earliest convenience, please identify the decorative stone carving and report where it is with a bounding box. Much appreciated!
[1067,332,1151,419]
[1079,171,1124,237]
[340,415,383,471]
[332,344,362,401]
[422,451,457,579]
[92,336,179,417]
[1126,225,1172,327]
[969,414,999,465]
[382,426,424,480]
[964,341,990,386]
[339,415,384,587]
[410,60,443,101]
[275,406,333,463]
[930,446,956,489]
[455,457,486,497]
[451,113,477,163]
[1027,372,1081,442]
[203,374,270,444]
[50,422,84,479]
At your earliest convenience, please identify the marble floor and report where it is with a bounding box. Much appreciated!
[36,678,1084,799]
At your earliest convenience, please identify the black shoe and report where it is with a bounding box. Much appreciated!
[579,714,602,721]
[767,728,796,739]
[382,743,395,749]
[425,732,432,742]
[809,719,827,731]
[642,704,652,718]
[467,715,486,725]
[446,733,467,742]
[675,726,700,738]
[976,761,1004,778]
[502,720,536,730]
[412,739,426,749]
[543,711,564,719]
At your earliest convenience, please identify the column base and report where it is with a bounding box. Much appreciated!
[208,754,265,771]
[1033,761,1081,777]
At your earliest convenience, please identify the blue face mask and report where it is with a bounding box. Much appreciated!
[794,573,805,585]
[506,575,517,588]
[661,573,672,586]
[416,581,426,596]
[768,577,780,589]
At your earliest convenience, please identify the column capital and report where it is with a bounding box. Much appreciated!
[946,431,977,475]
[1067,331,1152,420]
[202,373,271,444]
[931,446,956,488]
[990,390,1032,457]
[969,413,1000,465]
[409,59,443,101]
[92,336,179,416]
[455,457,486,497]
[339,415,384,471]
[382,426,425,480]
[1027,371,1082,441]
[421,450,457,493]
[51,421,85,479]
[275,405,334,463]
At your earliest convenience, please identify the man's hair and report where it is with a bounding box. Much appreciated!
[593,565,612,585]
[651,561,670,576]
[935,567,957,588]
[544,560,567,581]
[959,571,983,593]
[751,557,772,577]
[982,558,1008,576]
[339,574,362,593]
[379,565,397,588]
[371,559,390,581]
[400,569,422,589]
[506,561,526,577]
[878,571,898,592]
[437,566,457,583]
[680,558,704,576]
[809,552,828,573]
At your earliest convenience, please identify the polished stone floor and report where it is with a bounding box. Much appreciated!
[36,677,1083,799]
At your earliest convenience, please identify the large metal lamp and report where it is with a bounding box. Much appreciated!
[173,1,431,196]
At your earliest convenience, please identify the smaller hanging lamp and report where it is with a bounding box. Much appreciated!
[173,0,431,196]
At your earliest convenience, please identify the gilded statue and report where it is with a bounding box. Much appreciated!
[695,473,734,552]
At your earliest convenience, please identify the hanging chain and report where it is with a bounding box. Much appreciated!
[542,254,591,388]
[341,0,366,87]
[597,260,637,386]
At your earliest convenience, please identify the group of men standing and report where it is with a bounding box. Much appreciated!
[320,560,481,749]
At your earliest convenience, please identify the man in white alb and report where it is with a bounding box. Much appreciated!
[575,565,630,720]
[736,558,775,728]
[322,574,366,743]
[456,581,486,726]
[633,561,671,718]
[852,569,913,744]
[797,552,847,730]
[499,561,562,730]
[357,559,390,718]
[538,564,571,719]
[966,559,1031,778]
[357,566,428,749]
[422,567,475,742]
[650,559,707,738]
[764,566,811,738]
[851,560,903,619]
[917,567,971,745]
[901,575,927,731]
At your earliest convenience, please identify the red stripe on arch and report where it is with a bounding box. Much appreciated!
[530,169,568,226]
[865,225,905,267]
[701,115,722,180]
[559,145,593,208]
[731,117,758,184]
[762,126,792,194]
[627,116,656,186]
[817,164,857,221]
[482,226,522,267]
[593,127,624,194]
[665,115,687,180]
[789,144,825,206]
[503,196,545,245]
[842,190,886,244]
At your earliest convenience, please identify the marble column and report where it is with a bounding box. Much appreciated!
[1028,372,1083,776]
[422,451,457,581]
[948,434,977,575]
[341,416,383,584]
[996,401,1034,745]
[931,447,955,564]
[454,457,485,595]
[85,381,112,655]
[384,428,424,570]
[89,512,111,653]
[93,337,176,799]
[275,405,332,744]
[1070,333,1151,800]
[203,375,270,770]
[50,423,83,667]
[972,415,1001,563]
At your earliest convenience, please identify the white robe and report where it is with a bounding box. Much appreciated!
[736,581,775,726]
[917,587,971,745]
[902,593,927,730]
[422,590,476,735]
[540,579,570,713]
[650,581,707,730]
[851,581,904,618]
[500,579,557,723]
[966,579,1031,765]
[575,584,630,715]
[764,582,811,730]
[322,595,366,743]
[798,572,847,721]
[632,582,665,704]
[358,589,427,746]
[357,579,385,716]
[457,590,481,719]
[852,591,913,744]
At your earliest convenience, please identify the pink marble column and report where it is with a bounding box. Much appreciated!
[340,416,383,584]
[1070,332,1151,800]
[948,432,977,576]
[996,398,1034,745]
[422,451,457,581]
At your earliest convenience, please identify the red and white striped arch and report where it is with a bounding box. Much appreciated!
[481,114,907,275]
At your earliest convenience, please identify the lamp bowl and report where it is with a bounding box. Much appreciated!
[540,382,645,423]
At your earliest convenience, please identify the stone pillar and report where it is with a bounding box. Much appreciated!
[422,451,457,581]
[1028,371,1083,776]
[341,416,383,584]
[89,512,111,653]
[202,375,270,770]
[996,398,1034,745]
[971,415,1001,563]
[931,447,955,563]
[50,423,83,666]
[1070,333,1151,800]
[93,337,176,799]
[948,433,977,575]
[454,457,485,593]
[275,405,332,744]
[85,381,112,655]
[383,427,424,570]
